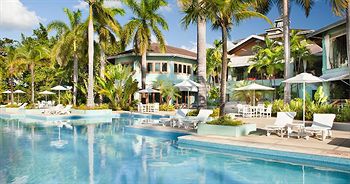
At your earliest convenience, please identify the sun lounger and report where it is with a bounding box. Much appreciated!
[158,109,189,127]
[304,113,336,141]
[180,109,213,129]
[265,112,296,137]
[19,103,28,109]
[43,104,64,115]
[58,105,73,115]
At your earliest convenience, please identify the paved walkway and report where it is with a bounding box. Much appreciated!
[133,117,350,159]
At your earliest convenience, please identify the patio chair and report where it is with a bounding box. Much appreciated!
[58,105,73,115]
[242,105,254,118]
[180,109,213,129]
[158,109,189,127]
[304,114,336,141]
[19,103,28,109]
[265,112,296,138]
[43,104,64,115]
[260,105,272,118]
[237,104,244,116]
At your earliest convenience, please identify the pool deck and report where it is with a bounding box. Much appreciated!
[134,117,350,160]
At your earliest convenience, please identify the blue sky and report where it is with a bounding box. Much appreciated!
[0,0,342,51]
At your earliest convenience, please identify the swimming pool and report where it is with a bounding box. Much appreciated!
[1,117,349,184]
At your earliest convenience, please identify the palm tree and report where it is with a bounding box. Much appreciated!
[95,7,125,102]
[48,8,83,106]
[256,0,314,103]
[195,0,272,116]
[153,79,181,105]
[15,41,49,103]
[327,0,350,72]
[248,37,284,98]
[123,0,169,89]
[290,30,311,73]
[85,0,124,107]
[4,47,27,104]
[206,40,222,86]
[180,0,208,108]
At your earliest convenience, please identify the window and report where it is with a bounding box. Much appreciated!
[330,34,348,69]
[183,65,187,74]
[162,63,168,72]
[187,66,191,74]
[179,64,182,73]
[147,63,153,73]
[155,63,160,72]
[174,64,178,73]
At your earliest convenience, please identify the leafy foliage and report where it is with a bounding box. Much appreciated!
[73,103,109,110]
[159,104,175,111]
[207,115,243,126]
[96,64,138,110]
[153,79,180,104]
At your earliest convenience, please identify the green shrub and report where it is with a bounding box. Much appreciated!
[209,108,219,117]
[73,104,109,110]
[159,104,175,111]
[5,104,19,108]
[187,109,199,116]
[25,103,36,109]
[207,115,243,126]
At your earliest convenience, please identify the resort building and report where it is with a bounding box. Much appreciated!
[309,19,350,101]
[108,43,198,104]
[227,19,322,100]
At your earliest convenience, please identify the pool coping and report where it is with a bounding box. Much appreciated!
[178,135,350,172]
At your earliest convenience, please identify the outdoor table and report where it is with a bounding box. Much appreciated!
[249,106,262,117]
[289,123,305,138]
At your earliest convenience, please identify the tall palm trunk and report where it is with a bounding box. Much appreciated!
[283,0,292,103]
[30,63,35,103]
[10,77,14,104]
[197,15,207,108]
[347,5,350,73]
[219,26,228,117]
[99,49,106,103]
[73,52,78,106]
[141,50,147,89]
[87,4,95,107]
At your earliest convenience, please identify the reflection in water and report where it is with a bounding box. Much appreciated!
[0,117,349,184]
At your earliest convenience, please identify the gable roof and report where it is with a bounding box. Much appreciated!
[228,35,265,54]
[109,43,197,60]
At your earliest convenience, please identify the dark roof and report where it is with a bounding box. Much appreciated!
[308,19,346,38]
[114,43,196,59]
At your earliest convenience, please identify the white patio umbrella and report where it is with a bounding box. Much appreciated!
[51,85,68,104]
[283,72,324,125]
[2,90,11,101]
[138,88,160,103]
[235,83,274,106]
[39,90,55,101]
[175,79,200,108]
[14,90,25,104]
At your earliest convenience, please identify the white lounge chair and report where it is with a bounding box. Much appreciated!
[159,109,189,127]
[19,103,28,109]
[43,104,64,115]
[304,113,336,141]
[180,109,213,129]
[58,105,73,115]
[265,112,296,137]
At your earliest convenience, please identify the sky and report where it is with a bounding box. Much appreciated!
[0,0,343,52]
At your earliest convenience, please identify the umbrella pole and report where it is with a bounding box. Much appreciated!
[188,90,190,108]
[253,90,256,106]
[58,90,61,104]
[303,82,306,126]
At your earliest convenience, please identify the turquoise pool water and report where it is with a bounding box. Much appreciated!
[1,117,350,184]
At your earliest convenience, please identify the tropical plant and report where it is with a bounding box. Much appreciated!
[206,40,222,86]
[15,38,50,103]
[123,0,169,89]
[248,36,284,88]
[290,30,311,73]
[96,64,138,110]
[180,0,208,108]
[256,0,315,103]
[195,0,272,116]
[232,81,263,105]
[207,115,243,126]
[153,79,180,104]
[48,8,84,106]
[314,86,328,106]
[85,0,124,107]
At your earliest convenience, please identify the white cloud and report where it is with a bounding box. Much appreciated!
[73,0,88,10]
[74,0,122,10]
[160,4,172,12]
[104,0,123,8]
[0,0,40,31]
[181,41,213,53]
